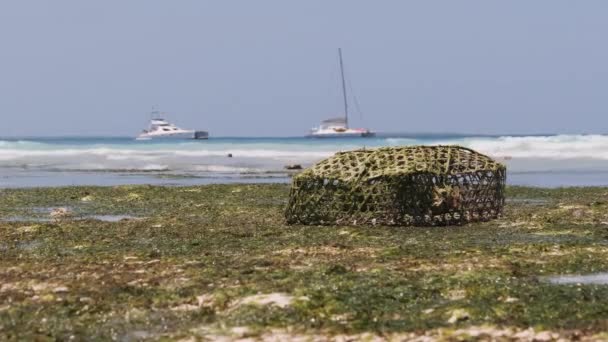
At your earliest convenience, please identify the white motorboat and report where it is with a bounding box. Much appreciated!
[308,48,375,138]
[136,110,208,140]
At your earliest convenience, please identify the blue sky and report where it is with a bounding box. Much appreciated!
[1,1,607,137]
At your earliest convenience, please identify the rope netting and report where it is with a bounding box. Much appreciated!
[285,146,506,226]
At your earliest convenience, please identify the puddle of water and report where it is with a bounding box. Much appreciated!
[86,215,142,222]
[1,206,77,222]
[31,207,54,214]
[2,216,53,223]
[1,214,143,223]
[478,232,586,247]
[17,240,43,251]
[506,198,550,206]
[31,207,76,214]
[545,273,608,285]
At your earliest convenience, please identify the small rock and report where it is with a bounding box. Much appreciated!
[125,308,146,321]
[235,293,306,309]
[227,153,233,158]
[127,280,142,287]
[53,286,69,293]
[31,282,53,292]
[534,331,553,341]
[446,289,466,300]
[39,294,55,302]
[284,164,303,170]
[196,294,214,307]
[230,326,251,337]
[572,209,585,218]
[50,208,71,219]
[126,193,141,201]
[129,331,151,340]
[171,304,199,312]
[17,225,39,233]
[0,283,17,293]
[447,309,470,324]
[79,297,94,303]
[176,337,196,342]
[514,328,535,340]
[148,248,161,258]
[330,314,350,322]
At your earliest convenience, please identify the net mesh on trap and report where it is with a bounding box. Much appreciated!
[285,145,506,226]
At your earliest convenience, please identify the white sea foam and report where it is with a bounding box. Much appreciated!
[2,135,608,174]
[465,135,608,159]
[387,135,608,160]
[193,165,263,173]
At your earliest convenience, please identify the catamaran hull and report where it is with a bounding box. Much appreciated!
[307,131,375,138]
[136,131,209,140]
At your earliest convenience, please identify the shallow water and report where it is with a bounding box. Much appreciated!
[0,170,289,188]
[2,216,53,222]
[3,135,608,188]
[1,214,143,223]
[545,273,608,285]
[505,198,550,206]
[17,240,43,251]
[480,232,586,247]
[2,206,75,222]
[3,166,608,189]
[87,215,142,222]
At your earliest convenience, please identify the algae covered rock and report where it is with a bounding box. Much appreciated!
[285,145,506,226]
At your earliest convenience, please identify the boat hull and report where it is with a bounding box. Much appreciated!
[307,131,375,138]
[136,131,209,140]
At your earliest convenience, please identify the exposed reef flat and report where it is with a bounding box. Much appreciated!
[2,184,608,340]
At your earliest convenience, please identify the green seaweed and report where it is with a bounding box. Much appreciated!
[1,184,608,340]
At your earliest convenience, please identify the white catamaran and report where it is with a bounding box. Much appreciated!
[308,49,375,138]
[136,109,208,140]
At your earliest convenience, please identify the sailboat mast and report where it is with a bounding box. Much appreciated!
[338,48,349,128]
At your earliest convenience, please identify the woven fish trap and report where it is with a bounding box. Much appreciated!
[285,145,506,226]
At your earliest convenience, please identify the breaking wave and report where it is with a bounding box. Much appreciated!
[2,135,608,174]
[388,135,608,160]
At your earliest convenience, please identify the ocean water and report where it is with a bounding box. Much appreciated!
[2,134,608,188]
